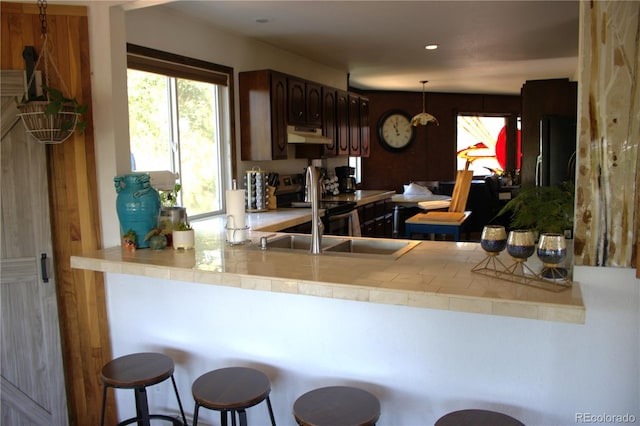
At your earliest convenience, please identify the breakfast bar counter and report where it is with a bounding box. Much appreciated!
[69,211,639,426]
[71,213,585,324]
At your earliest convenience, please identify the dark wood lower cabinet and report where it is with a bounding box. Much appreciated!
[280,198,393,238]
[281,221,313,234]
[357,198,393,238]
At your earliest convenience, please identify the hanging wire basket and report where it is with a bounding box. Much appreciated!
[17,100,80,144]
[16,0,86,145]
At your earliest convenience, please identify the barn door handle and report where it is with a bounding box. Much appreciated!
[41,253,49,283]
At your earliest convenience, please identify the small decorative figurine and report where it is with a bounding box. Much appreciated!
[122,229,137,251]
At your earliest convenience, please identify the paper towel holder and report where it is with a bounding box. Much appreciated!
[225,214,249,245]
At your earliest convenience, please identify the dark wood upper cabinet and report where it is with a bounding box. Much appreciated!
[240,70,370,160]
[322,88,338,156]
[240,70,288,160]
[287,77,305,125]
[306,83,323,127]
[287,78,322,127]
[271,73,289,159]
[348,94,361,156]
[359,96,370,158]
[336,90,350,156]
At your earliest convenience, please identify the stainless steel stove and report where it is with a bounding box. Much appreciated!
[276,174,357,235]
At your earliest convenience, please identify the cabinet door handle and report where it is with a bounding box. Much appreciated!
[41,253,49,283]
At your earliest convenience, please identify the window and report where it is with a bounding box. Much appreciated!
[126,44,234,219]
[348,156,361,184]
[456,114,520,175]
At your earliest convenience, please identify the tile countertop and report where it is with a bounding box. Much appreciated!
[320,189,396,206]
[71,205,585,325]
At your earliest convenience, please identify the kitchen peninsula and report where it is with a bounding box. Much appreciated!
[72,203,585,324]
[73,208,622,426]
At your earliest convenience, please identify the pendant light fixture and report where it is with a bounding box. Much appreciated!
[411,80,439,127]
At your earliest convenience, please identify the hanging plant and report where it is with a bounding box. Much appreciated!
[17,85,87,144]
[15,0,87,144]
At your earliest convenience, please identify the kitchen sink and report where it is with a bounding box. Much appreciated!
[325,238,418,257]
[263,234,345,250]
[261,234,419,259]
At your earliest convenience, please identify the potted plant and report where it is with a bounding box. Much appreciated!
[172,221,194,250]
[17,85,87,144]
[160,183,182,207]
[497,181,574,238]
[158,183,187,244]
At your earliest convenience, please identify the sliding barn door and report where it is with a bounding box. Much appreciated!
[1,71,69,425]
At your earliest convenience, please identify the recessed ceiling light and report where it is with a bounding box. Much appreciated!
[425,44,439,50]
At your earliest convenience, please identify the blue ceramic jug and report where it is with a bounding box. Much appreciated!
[114,173,160,249]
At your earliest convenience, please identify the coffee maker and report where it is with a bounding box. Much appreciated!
[335,166,356,193]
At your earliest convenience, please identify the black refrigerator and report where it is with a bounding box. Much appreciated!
[536,115,577,187]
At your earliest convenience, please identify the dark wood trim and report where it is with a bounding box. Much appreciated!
[127,43,231,86]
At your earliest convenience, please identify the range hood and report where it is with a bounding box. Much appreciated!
[287,125,332,145]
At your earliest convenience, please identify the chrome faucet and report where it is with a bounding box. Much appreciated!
[306,162,323,254]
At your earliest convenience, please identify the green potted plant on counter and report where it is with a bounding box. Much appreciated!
[172,221,194,250]
[158,183,187,244]
[497,181,575,238]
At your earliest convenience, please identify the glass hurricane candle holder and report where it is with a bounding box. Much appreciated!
[472,225,509,275]
[506,230,536,261]
[480,225,507,255]
[537,233,568,279]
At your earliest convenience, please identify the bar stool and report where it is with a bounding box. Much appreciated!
[191,366,276,426]
[435,409,525,426]
[293,386,380,426]
[100,352,187,426]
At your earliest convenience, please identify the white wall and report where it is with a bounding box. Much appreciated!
[124,5,350,177]
[105,266,639,426]
[87,3,352,247]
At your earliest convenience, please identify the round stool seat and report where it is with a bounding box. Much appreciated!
[435,409,524,426]
[293,386,380,426]
[191,367,276,426]
[101,352,174,388]
[99,352,187,426]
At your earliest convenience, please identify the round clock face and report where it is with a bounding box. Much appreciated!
[377,110,415,151]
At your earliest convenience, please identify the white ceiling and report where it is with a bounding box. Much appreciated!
[151,0,580,95]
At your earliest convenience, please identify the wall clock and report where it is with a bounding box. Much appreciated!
[377,110,415,151]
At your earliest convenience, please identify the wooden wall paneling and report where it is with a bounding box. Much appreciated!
[363,91,520,193]
[363,91,427,193]
[1,3,114,425]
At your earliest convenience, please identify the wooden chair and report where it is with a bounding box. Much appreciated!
[404,170,473,241]
[447,169,474,213]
